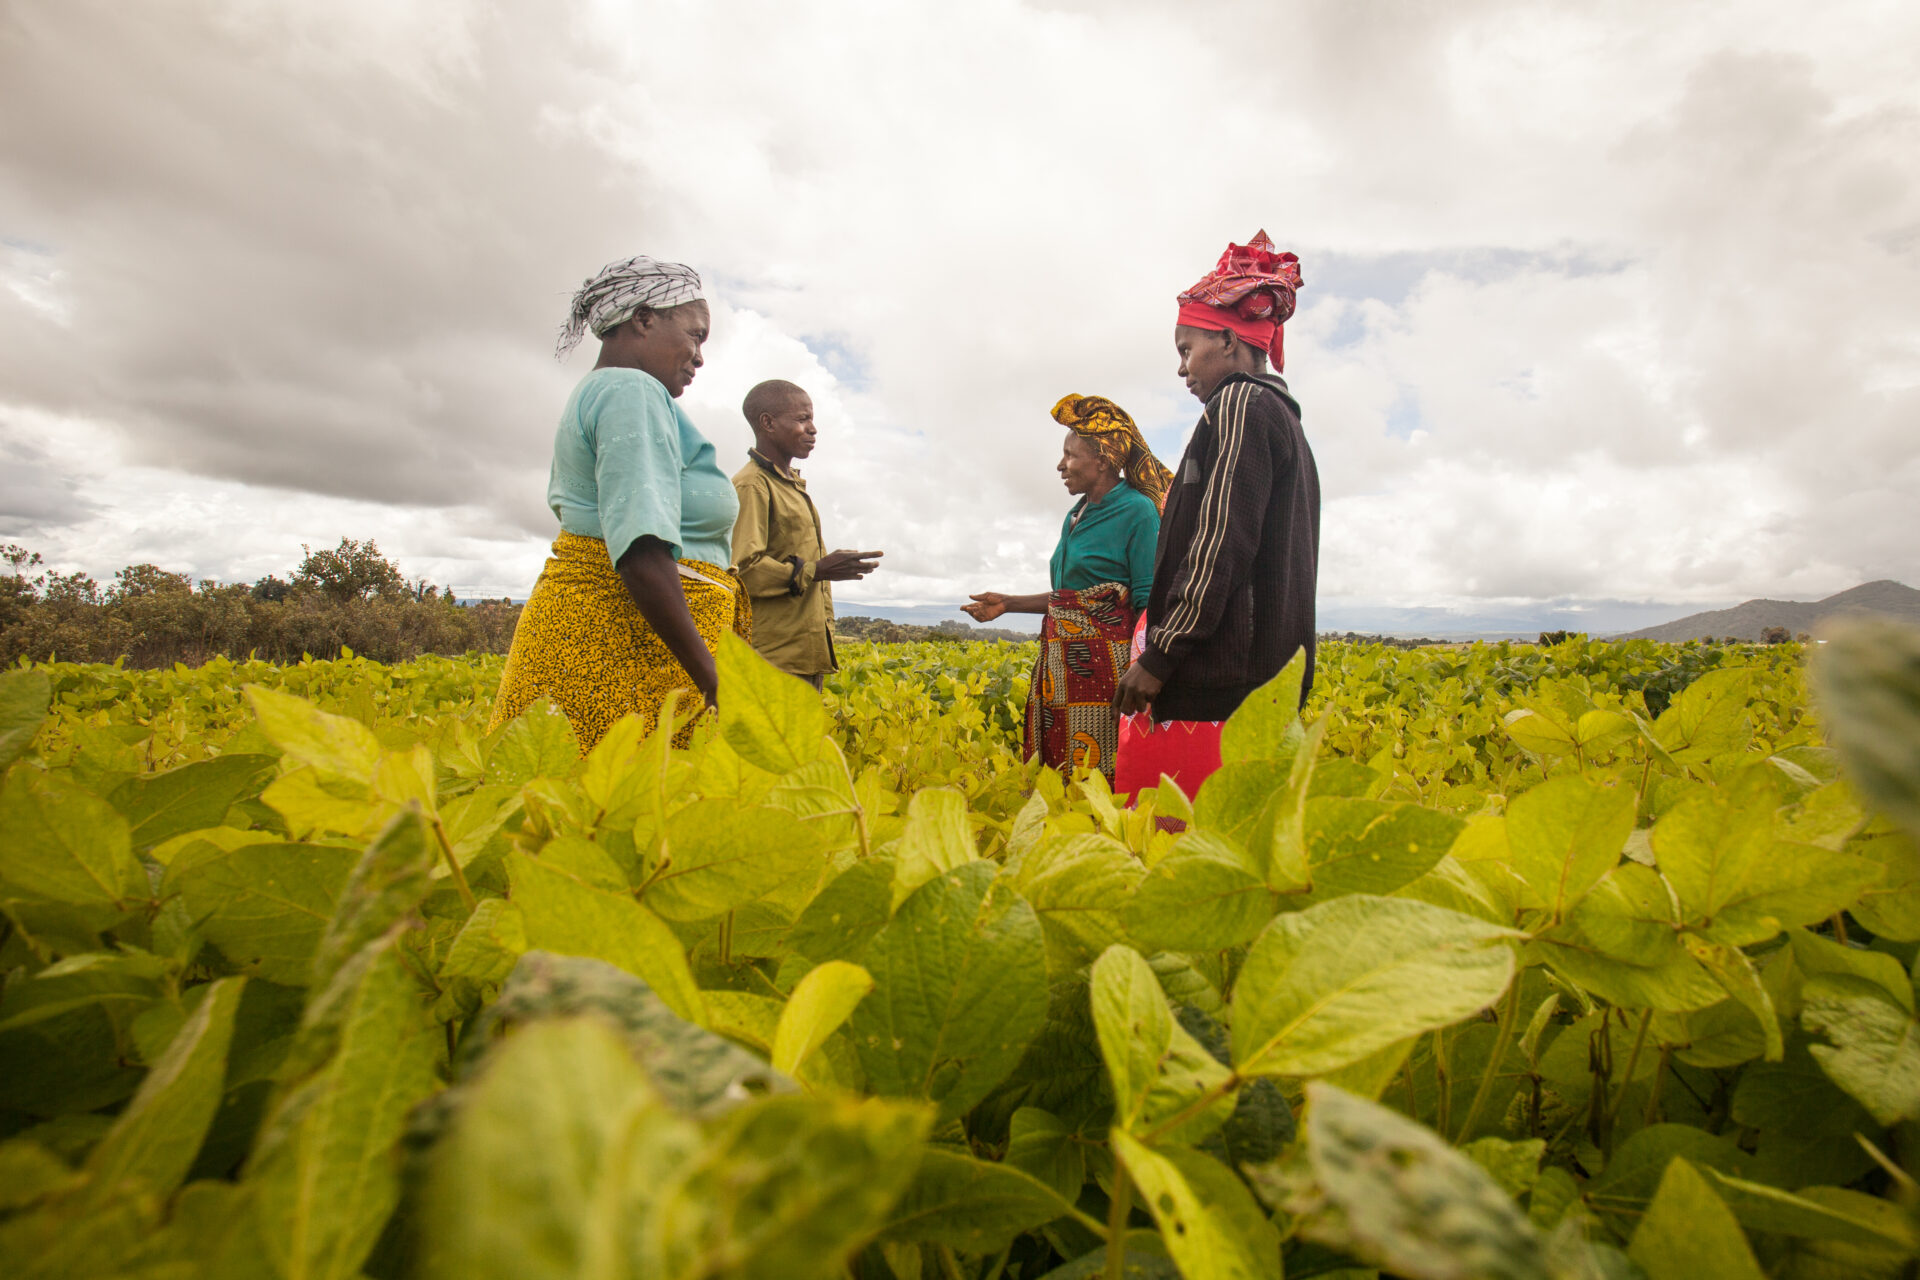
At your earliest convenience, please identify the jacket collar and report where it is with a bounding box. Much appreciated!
[750,448,805,485]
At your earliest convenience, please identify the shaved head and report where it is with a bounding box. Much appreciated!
[742,379,808,430]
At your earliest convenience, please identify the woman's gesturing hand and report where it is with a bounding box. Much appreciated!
[962,592,1008,623]
[817,549,883,582]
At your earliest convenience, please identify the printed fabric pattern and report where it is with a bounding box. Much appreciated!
[1023,582,1134,783]
[488,530,750,750]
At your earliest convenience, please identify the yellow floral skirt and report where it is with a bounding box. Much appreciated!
[488,531,751,750]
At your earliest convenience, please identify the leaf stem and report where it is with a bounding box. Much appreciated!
[1106,1161,1132,1280]
[1602,1009,1653,1148]
[935,1244,966,1280]
[1140,1071,1242,1143]
[429,813,477,911]
[1643,1045,1672,1129]
[1456,978,1521,1141]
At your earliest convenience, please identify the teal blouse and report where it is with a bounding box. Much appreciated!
[547,368,738,568]
[1049,483,1160,602]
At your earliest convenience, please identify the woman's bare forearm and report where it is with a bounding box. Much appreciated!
[999,592,1052,614]
[616,536,718,700]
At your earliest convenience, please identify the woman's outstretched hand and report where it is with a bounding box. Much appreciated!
[962,592,1008,623]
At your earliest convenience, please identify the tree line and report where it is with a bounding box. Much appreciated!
[0,538,520,667]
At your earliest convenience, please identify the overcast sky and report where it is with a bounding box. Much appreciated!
[3,0,1916,631]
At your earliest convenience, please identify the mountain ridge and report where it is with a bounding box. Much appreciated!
[1618,579,1920,642]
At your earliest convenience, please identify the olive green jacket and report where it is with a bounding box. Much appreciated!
[730,451,837,677]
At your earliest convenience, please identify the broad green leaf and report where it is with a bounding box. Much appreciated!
[226,941,440,1280]
[1529,929,1727,1013]
[1192,760,1289,843]
[1681,935,1783,1061]
[0,768,146,913]
[471,952,785,1116]
[847,861,1046,1123]
[1298,796,1464,901]
[1014,834,1143,967]
[576,711,654,824]
[508,852,705,1025]
[1653,667,1754,763]
[1218,648,1307,764]
[1801,975,1920,1125]
[1849,830,1920,942]
[717,630,828,773]
[1092,945,1174,1128]
[84,977,243,1202]
[1111,1131,1280,1280]
[1504,775,1635,921]
[165,840,359,985]
[0,1139,75,1211]
[1655,772,1876,944]
[1461,1136,1546,1198]
[1731,1033,1877,1142]
[0,951,167,1032]
[536,833,629,890]
[1244,718,1324,890]
[1788,927,1914,1010]
[645,1093,930,1280]
[0,667,51,771]
[773,960,873,1077]
[647,799,828,921]
[1764,1187,1920,1280]
[787,858,895,963]
[891,786,976,907]
[1627,1158,1764,1280]
[1232,896,1520,1079]
[439,899,527,986]
[1584,1123,1752,1227]
[1122,833,1274,952]
[245,685,382,780]
[419,1015,696,1280]
[1698,1167,1920,1252]
[108,754,275,851]
[259,766,376,839]
[1815,617,1920,846]
[1503,706,1576,758]
[1562,863,1681,964]
[1252,1081,1548,1280]
[1005,1107,1087,1203]
[487,700,580,785]
[309,806,436,991]
[879,1147,1082,1253]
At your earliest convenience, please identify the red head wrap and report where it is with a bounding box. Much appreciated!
[1175,230,1303,370]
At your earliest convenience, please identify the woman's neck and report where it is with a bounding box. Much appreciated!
[1082,472,1121,506]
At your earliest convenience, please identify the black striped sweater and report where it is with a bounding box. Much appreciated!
[1136,371,1320,722]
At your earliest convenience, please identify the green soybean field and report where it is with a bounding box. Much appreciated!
[1,626,1917,1280]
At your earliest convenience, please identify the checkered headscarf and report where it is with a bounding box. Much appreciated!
[556,255,704,360]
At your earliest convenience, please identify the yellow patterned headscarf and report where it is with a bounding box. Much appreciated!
[1050,394,1173,510]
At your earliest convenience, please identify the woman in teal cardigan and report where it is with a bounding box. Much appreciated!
[963,396,1169,782]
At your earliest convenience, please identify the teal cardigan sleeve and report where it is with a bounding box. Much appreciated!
[1127,498,1160,604]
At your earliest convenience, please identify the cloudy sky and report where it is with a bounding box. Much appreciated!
[3,0,1916,633]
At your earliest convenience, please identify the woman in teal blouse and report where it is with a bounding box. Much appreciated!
[963,396,1168,781]
[490,256,748,750]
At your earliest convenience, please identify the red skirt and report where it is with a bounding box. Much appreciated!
[1112,613,1226,805]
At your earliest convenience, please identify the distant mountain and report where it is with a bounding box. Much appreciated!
[1619,580,1920,642]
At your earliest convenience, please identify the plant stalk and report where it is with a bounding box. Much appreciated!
[430,814,478,911]
[1456,980,1522,1141]
[1602,1009,1653,1147]
[1106,1161,1132,1280]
